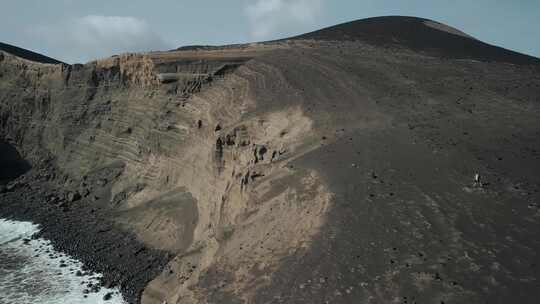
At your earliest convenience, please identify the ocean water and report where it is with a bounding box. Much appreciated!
[0,219,126,304]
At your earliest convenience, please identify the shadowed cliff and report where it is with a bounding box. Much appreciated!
[0,141,31,184]
[295,16,540,65]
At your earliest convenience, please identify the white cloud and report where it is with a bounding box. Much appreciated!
[29,15,171,63]
[245,0,324,40]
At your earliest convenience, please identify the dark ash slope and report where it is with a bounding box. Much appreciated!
[296,16,540,65]
[0,42,63,64]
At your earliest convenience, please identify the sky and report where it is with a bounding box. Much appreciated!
[1,0,538,63]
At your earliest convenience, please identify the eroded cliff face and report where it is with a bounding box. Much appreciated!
[0,42,336,303]
[1,17,540,304]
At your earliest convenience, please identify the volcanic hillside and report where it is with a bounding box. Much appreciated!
[0,42,63,64]
[1,16,539,304]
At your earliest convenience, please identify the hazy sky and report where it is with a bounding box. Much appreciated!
[1,0,538,63]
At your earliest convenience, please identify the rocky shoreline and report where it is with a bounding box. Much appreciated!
[0,165,171,304]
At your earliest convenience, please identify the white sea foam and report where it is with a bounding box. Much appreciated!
[0,219,126,304]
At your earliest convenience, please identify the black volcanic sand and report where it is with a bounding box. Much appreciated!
[255,128,540,303]
[294,16,540,65]
[0,162,170,304]
[0,42,63,64]
[200,37,540,303]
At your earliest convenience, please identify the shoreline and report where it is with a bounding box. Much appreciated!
[0,169,171,304]
[0,218,125,303]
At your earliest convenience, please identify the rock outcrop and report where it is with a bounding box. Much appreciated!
[1,16,540,304]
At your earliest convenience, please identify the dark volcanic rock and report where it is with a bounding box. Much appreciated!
[0,42,63,64]
[0,141,31,185]
[104,292,113,301]
[0,170,170,304]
